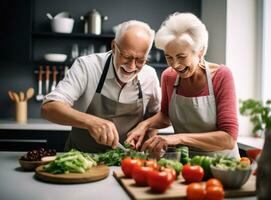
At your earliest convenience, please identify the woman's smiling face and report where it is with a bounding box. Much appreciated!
[164,39,201,79]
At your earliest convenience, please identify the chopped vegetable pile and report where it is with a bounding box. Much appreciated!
[93,144,148,166]
[43,149,97,174]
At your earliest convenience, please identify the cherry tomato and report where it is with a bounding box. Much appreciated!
[206,185,225,200]
[206,178,223,189]
[145,159,158,170]
[121,157,142,178]
[162,167,177,181]
[132,165,153,186]
[186,182,206,200]
[147,170,172,193]
[182,164,204,183]
[240,157,251,165]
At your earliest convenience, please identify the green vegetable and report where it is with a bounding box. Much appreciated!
[176,146,190,165]
[214,157,250,171]
[94,144,148,166]
[157,158,183,175]
[43,149,97,174]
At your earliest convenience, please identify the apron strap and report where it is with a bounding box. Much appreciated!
[96,54,112,93]
[137,81,143,99]
[205,63,214,96]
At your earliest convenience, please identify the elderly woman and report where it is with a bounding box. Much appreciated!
[126,13,240,158]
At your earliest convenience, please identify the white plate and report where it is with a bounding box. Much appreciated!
[44,53,67,62]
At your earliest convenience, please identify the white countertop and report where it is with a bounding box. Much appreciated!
[0,119,264,150]
[0,151,256,200]
[0,119,71,131]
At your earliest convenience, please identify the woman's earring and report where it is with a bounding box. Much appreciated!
[198,58,205,69]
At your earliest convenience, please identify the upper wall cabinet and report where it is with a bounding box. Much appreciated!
[0,0,32,63]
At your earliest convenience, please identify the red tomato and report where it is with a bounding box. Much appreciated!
[186,182,206,200]
[182,164,204,183]
[132,166,153,186]
[145,159,158,170]
[162,167,177,182]
[121,157,142,178]
[206,185,225,200]
[246,149,261,160]
[147,170,172,193]
[206,178,223,189]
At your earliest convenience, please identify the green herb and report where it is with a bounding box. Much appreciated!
[94,144,148,166]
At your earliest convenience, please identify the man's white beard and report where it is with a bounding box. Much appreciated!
[115,64,139,83]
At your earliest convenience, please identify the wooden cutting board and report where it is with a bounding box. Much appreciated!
[35,165,109,184]
[113,170,256,200]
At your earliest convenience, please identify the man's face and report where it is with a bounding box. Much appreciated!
[112,29,150,84]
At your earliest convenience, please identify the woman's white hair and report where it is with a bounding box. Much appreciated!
[115,20,155,53]
[155,13,208,55]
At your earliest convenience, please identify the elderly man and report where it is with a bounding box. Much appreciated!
[41,20,161,153]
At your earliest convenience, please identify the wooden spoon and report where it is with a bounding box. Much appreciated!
[19,91,25,101]
[12,91,20,102]
[26,88,34,100]
[8,91,15,101]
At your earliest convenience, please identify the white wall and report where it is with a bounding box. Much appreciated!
[262,0,271,102]
[226,0,258,136]
[202,0,258,136]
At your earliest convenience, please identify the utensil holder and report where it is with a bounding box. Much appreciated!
[16,101,27,123]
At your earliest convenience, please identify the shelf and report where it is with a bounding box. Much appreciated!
[32,60,168,68]
[32,32,115,40]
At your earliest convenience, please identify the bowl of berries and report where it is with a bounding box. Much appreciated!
[19,148,57,171]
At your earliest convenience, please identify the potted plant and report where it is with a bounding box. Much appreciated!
[239,99,271,137]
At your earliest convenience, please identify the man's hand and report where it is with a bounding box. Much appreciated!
[87,116,119,148]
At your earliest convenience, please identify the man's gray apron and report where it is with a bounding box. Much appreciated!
[65,54,144,153]
[169,63,240,158]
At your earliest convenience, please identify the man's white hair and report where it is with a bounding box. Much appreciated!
[155,13,208,55]
[115,20,155,53]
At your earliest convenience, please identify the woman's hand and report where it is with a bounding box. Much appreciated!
[141,135,180,158]
[125,122,149,149]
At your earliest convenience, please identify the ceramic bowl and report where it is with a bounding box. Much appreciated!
[50,17,74,33]
[19,156,56,171]
[44,53,67,62]
[210,165,252,189]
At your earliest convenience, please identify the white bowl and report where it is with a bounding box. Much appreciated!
[54,11,71,19]
[51,18,74,33]
[44,53,67,62]
[210,165,252,189]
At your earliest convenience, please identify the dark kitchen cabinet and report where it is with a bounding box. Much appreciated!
[0,129,69,151]
[0,0,32,63]
[0,0,201,119]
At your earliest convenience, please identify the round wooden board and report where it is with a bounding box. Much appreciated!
[35,165,110,184]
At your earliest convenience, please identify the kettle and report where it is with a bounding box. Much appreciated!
[80,9,108,35]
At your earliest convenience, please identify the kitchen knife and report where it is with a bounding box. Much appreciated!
[117,143,129,152]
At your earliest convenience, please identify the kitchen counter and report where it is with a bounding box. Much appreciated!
[0,119,264,150]
[0,151,257,200]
